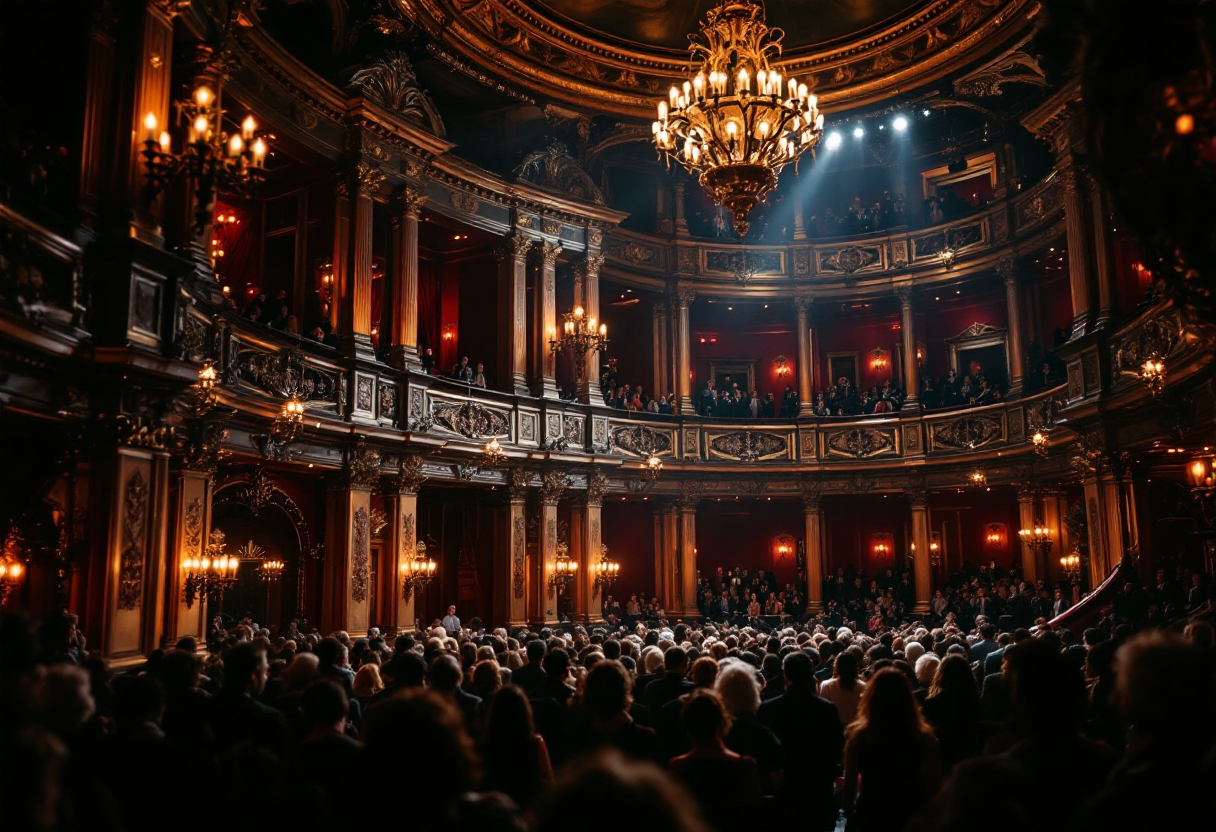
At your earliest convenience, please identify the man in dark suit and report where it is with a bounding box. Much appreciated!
[1051,588,1071,618]
[512,639,548,695]
[970,622,1000,666]
[758,651,844,832]
[427,654,481,733]
[643,646,693,717]
[207,643,291,754]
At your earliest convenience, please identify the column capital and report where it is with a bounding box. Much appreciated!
[677,479,704,510]
[670,285,696,308]
[904,470,928,506]
[540,469,570,505]
[586,471,609,507]
[794,296,814,317]
[353,162,387,198]
[799,476,823,511]
[494,232,534,262]
[533,240,563,268]
[896,284,915,309]
[996,255,1019,285]
[508,467,533,501]
[575,252,605,281]
[389,186,428,224]
[338,437,382,491]
[390,453,428,495]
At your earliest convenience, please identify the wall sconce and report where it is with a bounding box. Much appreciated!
[642,451,663,480]
[1019,524,1054,560]
[182,529,240,609]
[1140,356,1166,397]
[549,541,578,598]
[984,522,1006,550]
[969,467,988,488]
[1059,551,1083,581]
[870,347,888,371]
[482,437,506,470]
[774,355,790,379]
[0,558,24,604]
[872,533,892,559]
[929,533,941,567]
[442,324,456,342]
[774,534,794,561]
[400,540,437,602]
[252,393,306,461]
[592,544,620,596]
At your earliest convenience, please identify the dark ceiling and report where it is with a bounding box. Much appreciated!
[533,0,931,52]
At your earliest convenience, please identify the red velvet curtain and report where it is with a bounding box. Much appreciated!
[418,258,442,354]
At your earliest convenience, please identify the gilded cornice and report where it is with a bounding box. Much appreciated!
[404,0,1038,118]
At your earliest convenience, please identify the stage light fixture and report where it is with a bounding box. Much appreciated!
[826,132,842,150]
[893,116,909,132]
[853,126,865,139]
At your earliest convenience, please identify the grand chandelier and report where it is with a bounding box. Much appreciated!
[654,2,824,236]
[550,306,608,381]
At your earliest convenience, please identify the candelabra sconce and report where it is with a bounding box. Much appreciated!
[1059,551,1083,582]
[182,529,240,609]
[775,539,792,561]
[984,523,1006,550]
[968,467,988,489]
[929,534,941,568]
[872,533,892,560]
[1185,455,1216,524]
[257,559,285,583]
[1031,430,1049,458]
[592,544,620,596]
[0,558,24,604]
[870,348,888,372]
[774,355,790,379]
[550,541,579,597]
[482,437,507,470]
[550,306,609,382]
[442,324,455,343]
[188,359,219,416]
[400,541,437,602]
[140,86,271,233]
[1019,524,1054,562]
[1140,356,1166,398]
[252,393,306,461]
[642,450,664,481]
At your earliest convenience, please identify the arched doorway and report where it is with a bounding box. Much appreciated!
[212,468,317,632]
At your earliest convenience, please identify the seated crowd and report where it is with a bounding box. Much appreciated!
[6,554,1212,832]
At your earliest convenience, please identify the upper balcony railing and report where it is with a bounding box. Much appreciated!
[600,172,1067,293]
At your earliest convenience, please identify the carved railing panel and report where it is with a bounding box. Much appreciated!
[927,413,1006,451]
[429,398,512,439]
[705,429,792,462]
[230,345,341,410]
[1111,310,1185,379]
[822,426,900,459]
[609,422,674,457]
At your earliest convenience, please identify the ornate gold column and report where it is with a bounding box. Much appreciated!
[662,503,680,611]
[999,257,1027,396]
[1061,161,1096,340]
[577,473,607,622]
[168,466,213,646]
[678,482,702,618]
[574,253,605,404]
[796,297,814,417]
[336,163,385,359]
[673,287,695,414]
[532,471,567,626]
[793,198,807,240]
[495,234,532,395]
[1080,476,1106,588]
[387,455,426,633]
[1016,484,1039,582]
[388,187,427,370]
[674,182,689,236]
[532,241,562,399]
[897,285,919,408]
[1040,490,1067,584]
[907,474,931,614]
[498,469,530,627]
[800,479,824,613]
[321,441,379,636]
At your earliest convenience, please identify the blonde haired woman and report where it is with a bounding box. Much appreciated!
[352,663,385,708]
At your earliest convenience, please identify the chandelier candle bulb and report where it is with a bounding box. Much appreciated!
[241,115,257,140]
[158,131,171,153]
[143,112,158,142]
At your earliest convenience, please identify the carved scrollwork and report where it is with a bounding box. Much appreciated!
[822,245,876,274]
[349,52,445,136]
[931,416,1004,451]
[799,477,823,511]
[677,480,705,509]
[1112,314,1183,376]
[905,470,928,506]
[512,515,526,599]
[540,470,570,505]
[233,348,338,404]
[351,507,370,604]
[392,454,428,495]
[826,428,895,458]
[511,140,604,204]
[610,424,671,457]
[586,472,608,507]
[708,431,788,462]
[431,400,510,438]
[118,471,148,610]
[344,438,382,491]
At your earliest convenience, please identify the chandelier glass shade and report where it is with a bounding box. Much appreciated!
[653,2,824,236]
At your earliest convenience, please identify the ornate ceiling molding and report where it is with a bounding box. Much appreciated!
[404,0,1037,118]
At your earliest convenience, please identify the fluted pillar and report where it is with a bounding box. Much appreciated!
[673,287,695,414]
[388,187,427,370]
[678,483,702,618]
[532,242,562,399]
[336,162,385,360]
[800,479,824,613]
[998,257,1027,396]
[793,198,807,240]
[321,443,380,636]
[1016,486,1039,582]
[499,470,530,627]
[575,253,605,404]
[577,473,607,622]
[1040,490,1067,584]
[674,182,689,235]
[531,471,567,627]
[495,234,532,395]
[387,455,426,632]
[1061,162,1096,340]
[1081,475,1105,590]
[796,297,814,417]
[662,504,680,611]
[168,468,213,645]
[907,476,931,614]
[897,286,919,409]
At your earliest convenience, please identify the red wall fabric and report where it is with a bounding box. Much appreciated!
[599,283,656,395]
[813,306,904,391]
[926,485,1022,574]
[695,498,804,587]
[822,494,912,575]
[917,291,1009,377]
[601,500,658,600]
[690,303,799,399]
